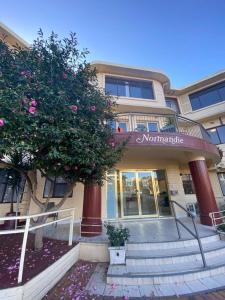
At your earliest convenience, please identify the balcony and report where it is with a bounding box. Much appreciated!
[115,112,211,142]
[113,113,220,163]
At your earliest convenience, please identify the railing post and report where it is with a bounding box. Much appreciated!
[18,217,30,283]
[69,209,75,246]
[192,217,207,267]
[171,201,182,240]
[174,115,179,133]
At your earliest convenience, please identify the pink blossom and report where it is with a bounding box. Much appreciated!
[124,296,129,300]
[0,119,5,127]
[90,105,96,112]
[107,100,113,107]
[28,106,36,114]
[63,72,68,79]
[69,105,78,112]
[20,71,26,76]
[74,166,78,170]
[111,142,115,147]
[30,99,37,107]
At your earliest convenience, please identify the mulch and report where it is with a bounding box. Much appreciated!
[0,232,77,289]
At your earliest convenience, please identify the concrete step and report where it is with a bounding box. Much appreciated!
[107,250,225,285]
[126,240,225,265]
[88,266,225,297]
[126,233,219,251]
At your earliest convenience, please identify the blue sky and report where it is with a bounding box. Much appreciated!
[1,0,225,87]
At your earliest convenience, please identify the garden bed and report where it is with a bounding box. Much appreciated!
[44,260,98,300]
[0,232,77,289]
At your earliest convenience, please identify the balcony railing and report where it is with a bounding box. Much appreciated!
[114,113,212,143]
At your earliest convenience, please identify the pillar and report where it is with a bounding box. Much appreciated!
[81,183,102,237]
[189,158,219,226]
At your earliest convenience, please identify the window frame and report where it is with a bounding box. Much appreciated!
[181,174,196,195]
[43,177,73,198]
[0,169,26,204]
[207,124,225,145]
[218,172,225,196]
[189,80,225,111]
[165,97,181,114]
[105,76,155,100]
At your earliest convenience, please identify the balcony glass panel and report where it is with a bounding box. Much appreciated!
[217,125,225,143]
[207,128,220,144]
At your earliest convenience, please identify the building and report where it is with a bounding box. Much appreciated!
[0,24,225,236]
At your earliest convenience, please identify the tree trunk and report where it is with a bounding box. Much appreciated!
[34,226,44,250]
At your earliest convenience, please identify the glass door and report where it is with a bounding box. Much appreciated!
[120,170,171,218]
[137,172,157,215]
[121,172,139,216]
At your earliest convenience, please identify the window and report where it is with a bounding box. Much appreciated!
[136,123,147,132]
[43,177,73,198]
[0,169,25,203]
[207,125,225,145]
[217,126,225,143]
[181,174,195,194]
[105,77,154,100]
[218,173,225,196]
[189,81,225,111]
[118,122,127,132]
[148,122,158,132]
[165,97,180,114]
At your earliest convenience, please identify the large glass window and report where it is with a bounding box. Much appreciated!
[105,77,154,99]
[0,169,26,203]
[218,173,225,196]
[189,81,225,111]
[165,97,180,114]
[181,174,195,194]
[207,125,225,145]
[43,177,73,198]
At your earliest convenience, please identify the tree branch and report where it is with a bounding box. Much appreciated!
[54,182,76,210]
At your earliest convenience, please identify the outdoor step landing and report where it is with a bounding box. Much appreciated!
[126,233,219,250]
[107,254,225,285]
[126,240,225,265]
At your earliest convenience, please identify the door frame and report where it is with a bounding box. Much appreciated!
[119,169,161,219]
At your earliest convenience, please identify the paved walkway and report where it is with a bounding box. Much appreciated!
[44,217,216,243]
[86,263,225,299]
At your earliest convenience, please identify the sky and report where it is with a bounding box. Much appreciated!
[1,0,225,88]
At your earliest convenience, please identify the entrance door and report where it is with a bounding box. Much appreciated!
[120,170,171,217]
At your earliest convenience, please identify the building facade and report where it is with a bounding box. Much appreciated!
[0,24,225,236]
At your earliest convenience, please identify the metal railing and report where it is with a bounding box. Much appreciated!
[0,208,76,283]
[209,210,225,230]
[115,112,212,143]
[170,200,207,268]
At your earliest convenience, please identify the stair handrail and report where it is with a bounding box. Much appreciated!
[170,200,207,267]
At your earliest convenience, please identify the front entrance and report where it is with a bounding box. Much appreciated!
[120,170,171,217]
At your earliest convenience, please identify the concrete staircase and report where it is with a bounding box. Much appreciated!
[107,233,225,289]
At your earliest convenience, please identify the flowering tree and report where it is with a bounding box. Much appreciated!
[0,31,125,249]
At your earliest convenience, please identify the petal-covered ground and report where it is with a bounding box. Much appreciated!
[45,260,225,300]
[45,260,97,300]
[0,233,77,289]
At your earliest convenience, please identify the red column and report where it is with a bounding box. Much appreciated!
[189,159,219,226]
[81,183,102,237]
